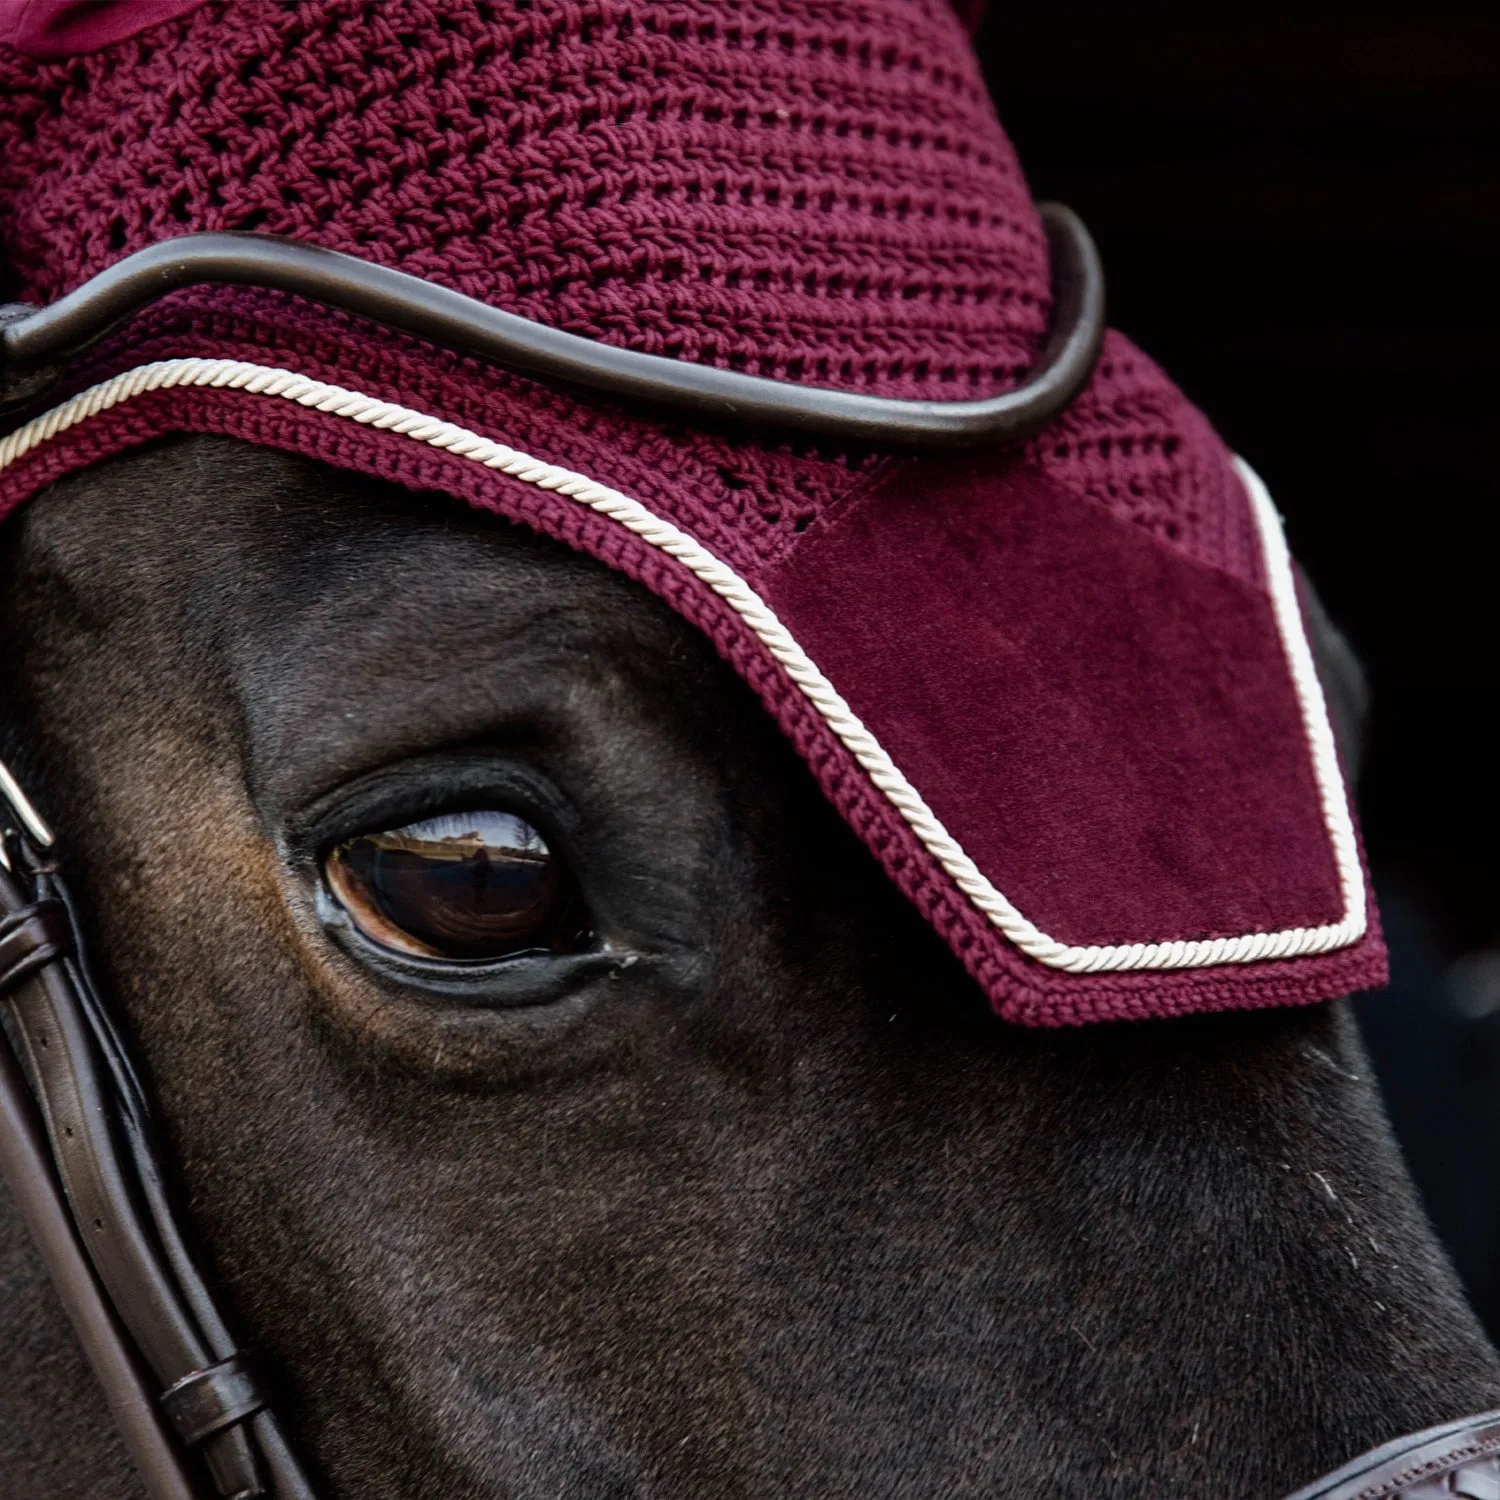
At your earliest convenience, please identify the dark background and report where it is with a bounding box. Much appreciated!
[974,3,1500,1332]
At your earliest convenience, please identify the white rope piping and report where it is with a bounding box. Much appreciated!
[0,359,1366,974]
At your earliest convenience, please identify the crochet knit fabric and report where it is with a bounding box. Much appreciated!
[0,0,1256,581]
[0,0,1383,1022]
[2,0,1047,395]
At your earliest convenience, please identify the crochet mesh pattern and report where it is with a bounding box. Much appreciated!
[0,0,1047,398]
[0,0,1254,580]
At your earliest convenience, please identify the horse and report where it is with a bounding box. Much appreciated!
[2,433,1498,1497]
[4,0,1500,1493]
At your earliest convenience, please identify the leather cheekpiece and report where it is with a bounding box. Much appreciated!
[0,898,70,994]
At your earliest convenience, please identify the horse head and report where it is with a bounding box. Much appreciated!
[1,4,1496,1497]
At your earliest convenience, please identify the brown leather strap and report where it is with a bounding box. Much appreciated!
[0,211,1105,448]
[1282,1411,1500,1499]
[0,898,69,993]
[0,995,201,1500]
[1,866,264,1497]
[0,826,316,1499]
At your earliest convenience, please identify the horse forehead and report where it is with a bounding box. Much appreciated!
[32,439,716,788]
[32,434,657,633]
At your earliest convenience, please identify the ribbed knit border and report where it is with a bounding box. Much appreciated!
[0,357,1366,977]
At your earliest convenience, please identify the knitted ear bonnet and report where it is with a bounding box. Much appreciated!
[0,0,1384,1025]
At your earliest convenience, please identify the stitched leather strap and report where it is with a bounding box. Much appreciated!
[0,898,69,994]
[161,1354,270,1448]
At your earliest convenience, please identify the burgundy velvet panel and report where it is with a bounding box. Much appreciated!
[760,454,1344,950]
[0,0,209,59]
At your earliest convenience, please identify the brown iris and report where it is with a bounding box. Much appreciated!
[325,810,588,961]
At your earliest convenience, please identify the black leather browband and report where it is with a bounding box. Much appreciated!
[0,203,1104,447]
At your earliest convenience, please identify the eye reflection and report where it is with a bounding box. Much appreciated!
[325,810,590,962]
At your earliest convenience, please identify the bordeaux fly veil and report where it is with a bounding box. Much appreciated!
[2,4,1465,1500]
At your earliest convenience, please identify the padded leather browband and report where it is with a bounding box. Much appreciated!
[0,205,1104,447]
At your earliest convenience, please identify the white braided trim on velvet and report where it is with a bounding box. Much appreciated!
[0,359,1367,974]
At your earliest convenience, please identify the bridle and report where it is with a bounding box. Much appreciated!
[0,207,1497,1500]
[1,766,314,1499]
[0,202,1104,442]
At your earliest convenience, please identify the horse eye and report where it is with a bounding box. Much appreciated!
[324,810,590,962]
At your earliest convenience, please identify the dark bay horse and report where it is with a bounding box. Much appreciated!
[2,435,1498,1497]
[3,0,1499,1492]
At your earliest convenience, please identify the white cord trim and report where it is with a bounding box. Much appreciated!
[0,359,1367,974]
